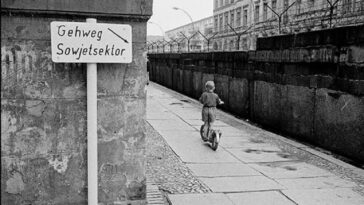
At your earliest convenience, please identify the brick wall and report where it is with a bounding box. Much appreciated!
[148,25,364,163]
[1,0,152,204]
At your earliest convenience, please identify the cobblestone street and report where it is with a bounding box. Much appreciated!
[146,82,364,205]
[146,121,211,194]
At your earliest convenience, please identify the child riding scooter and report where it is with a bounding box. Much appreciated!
[199,81,224,151]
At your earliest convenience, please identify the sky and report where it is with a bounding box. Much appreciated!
[147,0,213,36]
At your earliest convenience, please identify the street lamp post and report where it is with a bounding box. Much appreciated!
[172,7,195,31]
[173,7,196,51]
[148,21,166,38]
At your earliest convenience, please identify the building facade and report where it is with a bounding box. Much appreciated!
[165,16,214,52]
[213,0,364,51]
[1,0,152,204]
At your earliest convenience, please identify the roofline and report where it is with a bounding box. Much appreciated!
[166,16,213,33]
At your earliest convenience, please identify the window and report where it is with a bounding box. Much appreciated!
[272,0,277,12]
[230,10,235,27]
[283,0,289,24]
[255,5,260,23]
[215,0,218,9]
[342,0,353,14]
[214,16,218,32]
[236,7,241,27]
[229,39,234,51]
[243,8,248,26]
[220,0,224,7]
[296,0,302,14]
[224,12,229,31]
[242,38,248,50]
[219,14,223,31]
[263,2,268,21]
[231,0,234,3]
[309,0,315,9]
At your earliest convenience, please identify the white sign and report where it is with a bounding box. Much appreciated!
[51,21,132,63]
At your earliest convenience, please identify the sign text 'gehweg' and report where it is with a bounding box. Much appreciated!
[51,22,132,63]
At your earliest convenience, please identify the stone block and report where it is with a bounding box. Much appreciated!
[252,81,282,128]
[214,74,230,110]
[155,130,240,163]
[192,71,203,99]
[175,69,184,93]
[187,163,261,177]
[168,193,234,205]
[252,81,314,140]
[347,46,364,64]
[98,145,145,202]
[227,191,296,205]
[276,176,357,189]
[314,88,364,162]
[200,176,284,192]
[1,98,87,204]
[201,73,214,91]
[226,147,295,163]
[2,0,153,16]
[249,162,334,179]
[280,84,314,139]
[228,78,249,117]
[182,69,193,97]
[282,188,364,205]
[1,16,148,44]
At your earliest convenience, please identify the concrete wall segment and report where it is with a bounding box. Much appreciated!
[314,88,364,161]
[2,0,152,204]
[257,25,364,50]
[228,78,250,117]
[1,15,148,47]
[148,26,364,162]
[1,0,153,17]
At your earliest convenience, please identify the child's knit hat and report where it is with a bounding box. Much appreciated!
[205,81,215,91]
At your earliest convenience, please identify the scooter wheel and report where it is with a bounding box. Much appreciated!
[211,132,219,151]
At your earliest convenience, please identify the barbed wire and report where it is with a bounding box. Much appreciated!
[148,0,364,53]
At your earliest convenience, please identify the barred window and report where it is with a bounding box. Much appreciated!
[214,16,218,32]
[272,0,277,12]
[236,7,241,26]
[219,15,223,31]
[296,0,302,15]
[224,12,229,31]
[255,5,260,23]
[263,2,268,21]
[230,10,235,27]
[243,8,248,26]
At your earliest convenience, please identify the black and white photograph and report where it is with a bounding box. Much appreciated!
[1,0,364,204]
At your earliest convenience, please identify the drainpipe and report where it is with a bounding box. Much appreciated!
[86,18,98,205]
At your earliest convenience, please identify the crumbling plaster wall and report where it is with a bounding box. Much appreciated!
[1,0,152,204]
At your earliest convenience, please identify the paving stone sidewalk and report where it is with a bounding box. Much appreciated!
[146,122,211,204]
[146,82,364,205]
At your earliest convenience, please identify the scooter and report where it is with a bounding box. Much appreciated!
[200,115,222,151]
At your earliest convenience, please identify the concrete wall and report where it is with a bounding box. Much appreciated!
[1,0,152,204]
[148,25,364,163]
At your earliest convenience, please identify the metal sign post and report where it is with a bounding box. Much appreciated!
[86,18,98,205]
[50,18,133,205]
